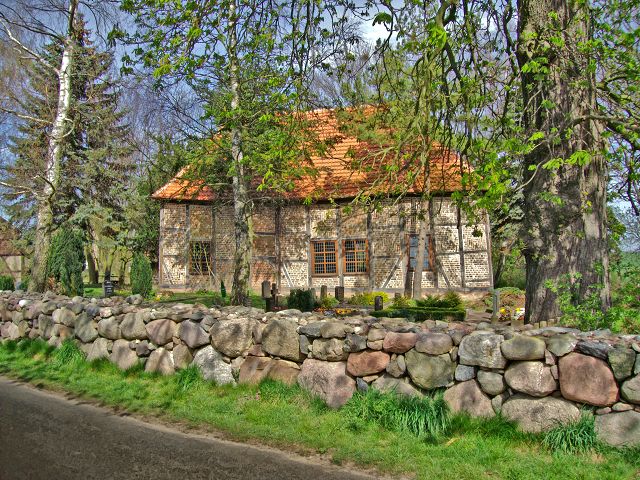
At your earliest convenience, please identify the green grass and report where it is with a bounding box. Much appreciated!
[0,339,638,480]
[543,412,598,455]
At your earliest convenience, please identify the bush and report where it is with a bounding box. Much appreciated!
[543,413,598,455]
[130,253,153,298]
[391,295,414,309]
[220,280,227,298]
[348,291,390,306]
[287,288,315,312]
[46,227,85,296]
[416,291,463,309]
[0,275,14,291]
[371,307,466,322]
[317,295,339,309]
[343,389,451,440]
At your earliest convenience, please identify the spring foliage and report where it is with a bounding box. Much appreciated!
[130,253,153,298]
[46,227,85,296]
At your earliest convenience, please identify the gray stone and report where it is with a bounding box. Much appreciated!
[320,321,351,339]
[612,402,634,412]
[491,392,509,414]
[0,322,19,340]
[110,339,139,371]
[444,380,494,418]
[501,394,581,433]
[193,345,236,386]
[595,411,640,447]
[97,317,121,340]
[608,348,637,381]
[145,319,178,346]
[298,322,324,338]
[38,314,54,339]
[86,338,110,362]
[501,335,546,360]
[636,354,640,375]
[311,338,348,361]
[367,328,387,342]
[455,364,476,382]
[298,359,355,408]
[356,377,369,392]
[504,361,557,397]
[621,375,640,404]
[458,333,507,368]
[414,333,453,355]
[75,313,98,343]
[84,304,101,318]
[576,340,611,360]
[135,340,151,357]
[344,333,367,352]
[477,370,507,396]
[372,374,422,397]
[210,317,256,357]
[179,320,210,349]
[172,344,193,369]
[120,313,147,340]
[299,335,310,355]
[52,308,76,327]
[262,318,304,362]
[367,339,384,350]
[386,354,406,378]
[405,350,455,390]
[145,348,175,375]
[545,334,577,357]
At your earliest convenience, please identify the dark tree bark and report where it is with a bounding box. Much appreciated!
[517,0,610,322]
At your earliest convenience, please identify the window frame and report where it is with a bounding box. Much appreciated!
[189,240,213,276]
[406,234,435,272]
[310,239,338,277]
[342,238,369,275]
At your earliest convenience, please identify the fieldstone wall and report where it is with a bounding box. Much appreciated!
[1,290,639,447]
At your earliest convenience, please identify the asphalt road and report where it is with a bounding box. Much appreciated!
[0,377,377,480]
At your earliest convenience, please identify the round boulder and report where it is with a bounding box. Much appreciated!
[210,317,256,357]
[297,359,355,408]
[501,335,546,360]
[501,394,581,433]
[559,352,618,406]
[504,361,557,397]
[347,350,390,377]
[405,349,454,390]
[444,380,494,417]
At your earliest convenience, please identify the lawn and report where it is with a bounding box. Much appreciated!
[0,339,638,480]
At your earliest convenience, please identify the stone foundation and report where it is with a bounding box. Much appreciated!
[1,290,639,447]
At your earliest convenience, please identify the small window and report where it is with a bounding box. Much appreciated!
[311,240,337,275]
[408,234,433,271]
[190,241,212,275]
[343,239,368,274]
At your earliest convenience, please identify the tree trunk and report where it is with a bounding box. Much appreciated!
[86,248,98,284]
[228,0,253,306]
[412,198,430,299]
[517,0,610,323]
[29,0,78,292]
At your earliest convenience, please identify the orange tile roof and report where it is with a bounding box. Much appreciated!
[152,108,468,202]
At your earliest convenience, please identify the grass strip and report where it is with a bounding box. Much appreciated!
[0,339,638,480]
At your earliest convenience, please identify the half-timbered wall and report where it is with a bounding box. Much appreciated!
[158,197,492,292]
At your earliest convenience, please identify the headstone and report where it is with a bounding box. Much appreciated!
[261,280,271,299]
[335,286,345,302]
[374,295,383,311]
[320,285,328,299]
